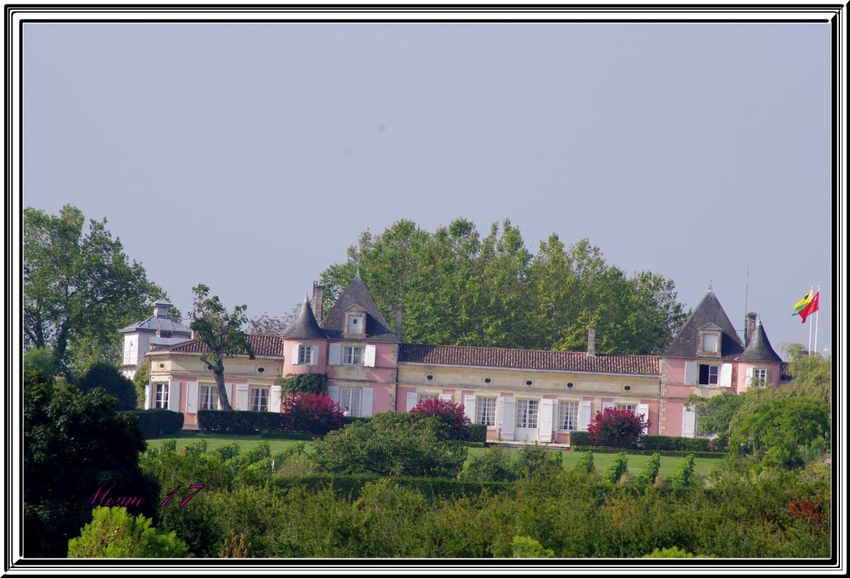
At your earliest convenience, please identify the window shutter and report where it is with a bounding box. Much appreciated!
[501,397,516,441]
[745,367,754,384]
[440,393,453,403]
[538,399,555,443]
[270,385,282,413]
[168,381,181,412]
[684,361,697,385]
[186,382,199,414]
[764,368,769,384]
[236,384,249,411]
[219,383,231,410]
[363,345,376,367]
[328,384,340,404]
[328,343,341,365]
[578,401,593,431]
[361,387,374,417]
[145,382,152,410]
[496,397,504,429]
[311,345,318,365]
[602,400,615,412]
[406,391,419,412]
[682,405,696,438]
[291,344,300,365]
[464,395,476,422]
[553,400,560,431]
[720,363,733,387]
[637,403,649,435]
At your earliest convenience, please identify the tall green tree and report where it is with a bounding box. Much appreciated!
[188,284,254,411]
[24,205,165,374]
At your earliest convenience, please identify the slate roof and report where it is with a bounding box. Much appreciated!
[119,315,191,334]
[151,334,286,358]
[663,290,745,360]
[319,273,398,342]
[283,296,327,340]
[736,318,782,363]
[399,344,660,375]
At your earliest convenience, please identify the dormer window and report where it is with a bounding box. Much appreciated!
[702,333,718,353]
[697,324,722,357]
[343,306,367,338]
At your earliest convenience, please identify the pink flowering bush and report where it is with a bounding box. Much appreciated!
[587,407,650,449]
[410,397,471,441]
[280,392,343,435]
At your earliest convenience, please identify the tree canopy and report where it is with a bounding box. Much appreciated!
[319,218,688,354]
[24,205,165,374]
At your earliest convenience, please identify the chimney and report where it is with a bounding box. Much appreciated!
[396,304,404,342]
[312,281,324,323]
[745,312,757,346]
[587,325,596,357]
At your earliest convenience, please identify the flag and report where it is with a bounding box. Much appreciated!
[792,291,812,316]
[798,291,820,323]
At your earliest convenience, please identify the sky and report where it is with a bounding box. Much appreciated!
[20,17,836,359]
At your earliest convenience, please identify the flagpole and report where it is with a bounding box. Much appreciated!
[814,285,820,355]
[808,285,814,353]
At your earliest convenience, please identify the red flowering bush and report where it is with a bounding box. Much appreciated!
[587,408,650,449]
[280,392,343,435]
[410,398,471,441]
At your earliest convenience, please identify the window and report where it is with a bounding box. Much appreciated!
[155,383,169,409]
[558,401,578,431]
[698,364,719,385]
[346,313,365,334]
[199,384,219,411]
[616,403,635,413]
[250,387,269,412]
[298,345,313,365]
[702,333,719,353]
[476,397,497,426]
[419,394,438,403]
[341,388,361,417]
[516,399,539,429]
[343,346,363,365]
[751,368,767,386]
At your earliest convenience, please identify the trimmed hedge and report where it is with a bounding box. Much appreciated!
[570,445,724,459]
[126,409,184,438]
[467,423,487,443]
[275,474,511,502]
[198,410,282,435]
[570,431,722,453]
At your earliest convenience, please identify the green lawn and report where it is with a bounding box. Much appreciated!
[145,433,306,455]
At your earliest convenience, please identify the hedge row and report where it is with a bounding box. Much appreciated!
[570,445,725,459]
[569,431,722,453]
[275,474,511,502]
[125,409,184,438]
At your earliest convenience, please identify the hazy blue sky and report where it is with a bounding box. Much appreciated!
[22,19,834,357]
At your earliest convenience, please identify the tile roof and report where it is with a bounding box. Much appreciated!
[152,334,286,358]
[399,344,660,375]
[320,273,398,342]
[663,290,745,360]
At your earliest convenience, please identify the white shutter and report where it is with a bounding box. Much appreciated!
[328,343,341,365]
[168,381,181,412]
[186,382,199,414]
[637,403,649,435]
[270,385,282,413]
[311,345,319,365]
[602,400,615,412]
[501,397,516,441]
[236,384,249,411]
[496,397,504,428]
[720,363,733,387]
[328,384,340,404]
[291,344,300,365]
[440,393,453,403]
[682,405,696,438]
[763,368,769,384]
[745,367,754,388]
[361,387,374,417]
[406,391,419,412]
[363,345,376,368]
[578,401,593,431]
[538,399,555,443]
[464,395,476,422]
[145,382,152,410]
[684,361,697,385]
[553,400,560,432]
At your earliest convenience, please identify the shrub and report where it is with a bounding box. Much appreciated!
[642,546,696,558]
[511,536,555,558]
[670,454,696,488]
[197,410,281,435]
[513,444,562,479]
[67,506,191,558]
[601,452,628,484]
[587,408,649,449]
[278,372,329,397]
[410,397,471,441]
[573,451,595,474]
[77,363,137,410]
[635,453,661,486]
[129,409,185,438]
[568,431,592,446]
[467,423,487,443]
[281,392,343,435]
[461,447,517,482]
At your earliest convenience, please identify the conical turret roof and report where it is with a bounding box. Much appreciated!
[284,295,327,340]
[737,316,781,363]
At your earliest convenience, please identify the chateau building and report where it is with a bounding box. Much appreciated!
[136,276,782,441]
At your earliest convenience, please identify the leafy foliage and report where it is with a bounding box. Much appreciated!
[601,452,629,484]
[634,453,661,487]
[511,535,555,558]
[410,397,471,441]
[77,362,137,410]
[24,347,58,382]
[587,408,650,449]
[320,219,688,354]
[280,392,344,435]
[67,506,191,558]
[189,284,254,410]
[245,306,298,336]
[460,446,517,482]
[278,372,329,397]
[513,444,563,479]
[686,392,745,444]
[132,359,151,408]
[670,454,696,488]
[573,450,596,474]
[24,370,159,557]
[24,205,165,374]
